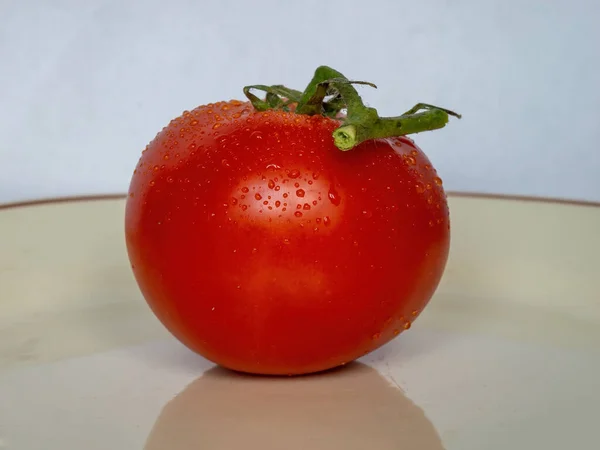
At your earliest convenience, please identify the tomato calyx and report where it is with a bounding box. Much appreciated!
[243,65,461,151]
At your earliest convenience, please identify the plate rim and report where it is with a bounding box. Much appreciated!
[1,191,599,212]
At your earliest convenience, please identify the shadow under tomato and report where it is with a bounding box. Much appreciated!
[144,362,445,450]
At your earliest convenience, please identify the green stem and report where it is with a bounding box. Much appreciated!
[333,102,461,151]
[295,66,346,115]
[243,85,303,111]
[242,65,461,151]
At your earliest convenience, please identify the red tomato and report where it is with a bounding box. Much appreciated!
[125,69,456,375]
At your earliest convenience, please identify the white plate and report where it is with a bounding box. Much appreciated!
[1,195,599,449]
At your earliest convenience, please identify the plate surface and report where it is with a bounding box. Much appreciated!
[1,195,599,449]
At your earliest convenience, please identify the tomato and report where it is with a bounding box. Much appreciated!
[125,66,459,375]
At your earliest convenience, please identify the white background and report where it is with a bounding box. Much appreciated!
[1,0,599,204]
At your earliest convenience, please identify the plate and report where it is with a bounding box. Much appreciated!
[1,194,598,449]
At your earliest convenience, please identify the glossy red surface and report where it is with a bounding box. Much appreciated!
[125,100,450,375]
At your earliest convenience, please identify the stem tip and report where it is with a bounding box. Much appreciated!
[332,125,358,151]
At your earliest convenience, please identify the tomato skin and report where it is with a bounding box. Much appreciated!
[125,100,450,375]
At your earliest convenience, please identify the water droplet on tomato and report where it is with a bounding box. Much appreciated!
[275,200,281,207]
[323,216,331,226]
[405,155,417,165]
[362,210,372,219]
[149,181,155,187]
[371,332,381,340]
[283,238,290,244]
[241,187,249,193]
[167,176,174,183]
[328,186,341,206]
[255,193,262,201]
[231,197,238,205]
[288,169,300,179]
[294,211,303,217]
[283,193,288,198]
[153,165,159,172]
[241,205,248,211]
[403,321,412,330]
[212,123,221,130]
[434,176,443,186]
[221,159,230,168]
[393,329,400,336]
[415,182,425,194]
[296,189,305,198]
[312,172,320,180]
[303,203,311,210]
[294,182,300,188]
[268,179,275,189]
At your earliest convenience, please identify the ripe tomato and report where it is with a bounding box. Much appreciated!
[125,66,459,375]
